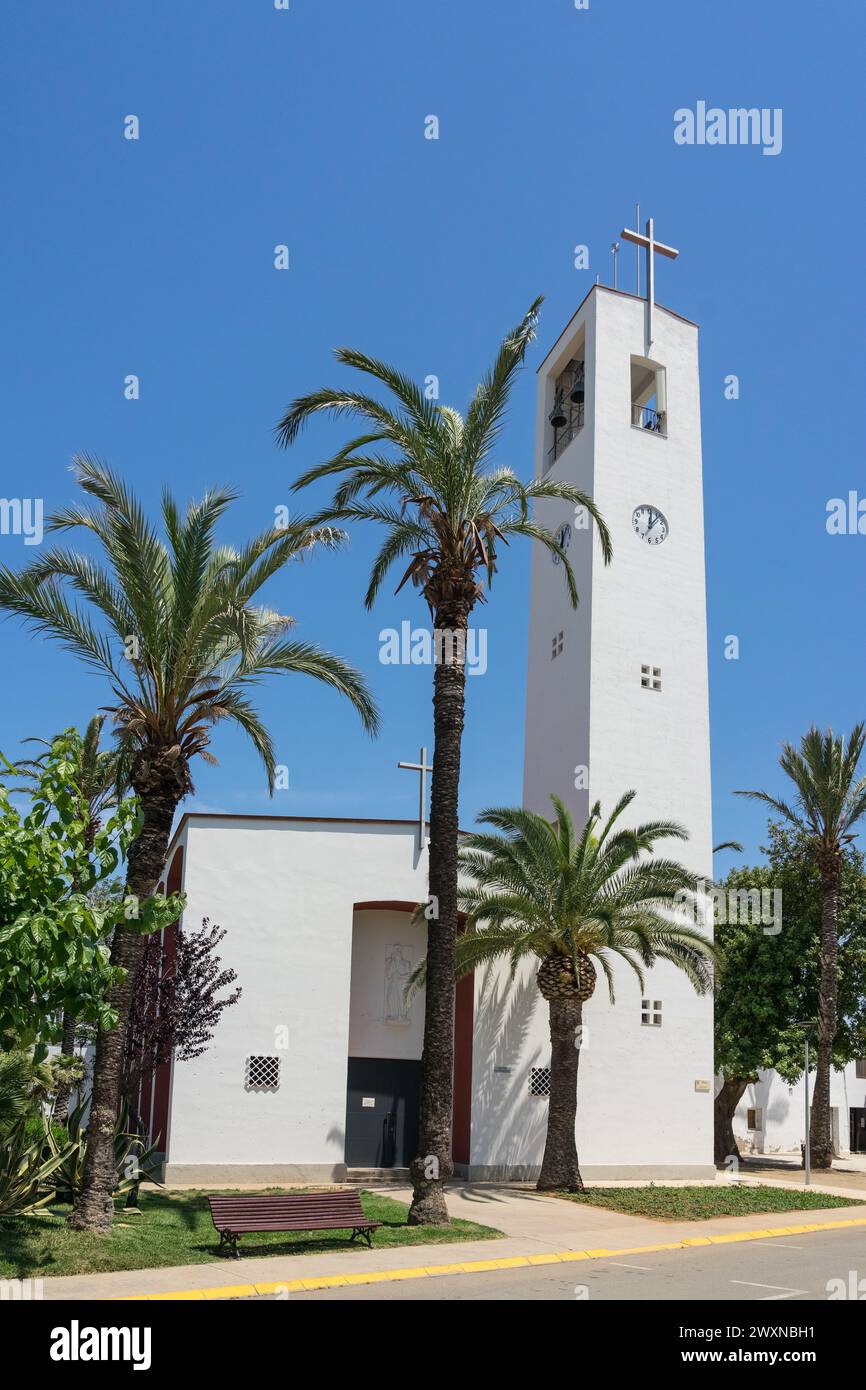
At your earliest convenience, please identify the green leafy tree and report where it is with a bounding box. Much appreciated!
[13,713,124,1120]
[437,794,717,1191]
[0,458,379,1231]
[715,823,866,1164]
[737,725,866,1167]
[0,730,179,1048]
[277,301,612,1223]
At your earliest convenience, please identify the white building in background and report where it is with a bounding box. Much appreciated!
[146,277,718,1184]
[734,1063,866,1157]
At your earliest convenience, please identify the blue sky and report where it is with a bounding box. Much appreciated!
[0,0,862,863]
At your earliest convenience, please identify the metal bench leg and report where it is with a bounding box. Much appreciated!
[219,1229,240,1259]
[350,1227,373,1249]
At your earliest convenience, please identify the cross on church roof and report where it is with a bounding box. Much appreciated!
[398,745,433,848]
[620,216,679,351]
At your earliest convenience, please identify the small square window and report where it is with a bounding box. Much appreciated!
[641,998,662,1027]
[529,1067,551,1098]
[856,1060,866,1080]
[640,663,661,691]
[246,1056,280,1090]
[747,1108,763,1131]
[551,632,564,660]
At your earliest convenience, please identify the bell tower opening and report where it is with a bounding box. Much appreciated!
[630,354,667,435]
[546,343,586,469]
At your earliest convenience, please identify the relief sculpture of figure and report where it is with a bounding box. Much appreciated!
[384,944,412,1024]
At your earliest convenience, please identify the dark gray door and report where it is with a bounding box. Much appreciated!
[851,1108,866,1154]
[345,1058,421,1168]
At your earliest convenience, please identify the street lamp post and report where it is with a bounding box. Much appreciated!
[796,1022,815,1187]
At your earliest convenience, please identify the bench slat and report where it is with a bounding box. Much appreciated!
[213,1220,380,1233]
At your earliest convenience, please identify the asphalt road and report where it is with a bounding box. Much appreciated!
[286,1228,866,1301]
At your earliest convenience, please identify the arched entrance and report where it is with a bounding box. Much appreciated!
[344,901,473,1173]
[345,904,424,1170]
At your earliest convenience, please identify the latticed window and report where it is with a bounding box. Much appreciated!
[246,1056,280,1090]
[551,631,564,660]
[641,999,662,1027]
[641,664,661,691]
[529,1067,551,1098]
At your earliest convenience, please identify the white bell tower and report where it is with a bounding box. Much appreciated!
[523,267,712,874]
[518,248,716,1176]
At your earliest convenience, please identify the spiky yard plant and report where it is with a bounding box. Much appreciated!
[0,455,379,1230]
[276,299,612,1223]
[447,795,718,1191]
[737,724,866,1168]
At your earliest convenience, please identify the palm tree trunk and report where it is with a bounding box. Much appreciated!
[538,996,583,1190]
[809,858,839,1169]
[408,618,467,1225]
[53,1011,78,1124]
[55,837,93,1127]
[69,760,182,1232]
[714,1075,749,1166]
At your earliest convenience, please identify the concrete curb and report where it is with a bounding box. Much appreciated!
[116,1214,866,1300]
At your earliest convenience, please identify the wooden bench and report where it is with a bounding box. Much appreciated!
[207,1190,381,1258]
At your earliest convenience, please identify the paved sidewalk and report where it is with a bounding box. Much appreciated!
[736,1154,866,1195]
[37,1184,866,1301]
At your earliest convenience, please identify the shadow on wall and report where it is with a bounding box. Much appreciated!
[326,1123,346,1151]
[470,963,548,1172]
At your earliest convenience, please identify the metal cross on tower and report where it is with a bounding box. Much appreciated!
[398,745,433,848]
[620,215,679,351]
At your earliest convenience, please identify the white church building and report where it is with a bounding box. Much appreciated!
[144,265,720,1184]
[733,1063,866,1159]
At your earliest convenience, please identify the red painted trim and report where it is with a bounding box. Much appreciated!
[354,899,423,915]
[453,965,474,1166]
[166,846,184,894]
[149,846,184,1151]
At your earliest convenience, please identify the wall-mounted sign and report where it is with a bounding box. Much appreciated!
[694,1080,711,1093]
[494,1066,513,1074]
[361,1097,376,1108]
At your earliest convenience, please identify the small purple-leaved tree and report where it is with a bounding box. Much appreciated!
[123,917,241,1122]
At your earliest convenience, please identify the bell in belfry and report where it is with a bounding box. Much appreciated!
[569,366,585,404]
[549,392,567,429]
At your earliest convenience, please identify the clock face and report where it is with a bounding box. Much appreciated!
[552,523,572,564]
[632,504,669,546]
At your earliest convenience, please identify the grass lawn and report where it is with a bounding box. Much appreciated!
[558,1184,866,1222]
[0,1189,503,1279]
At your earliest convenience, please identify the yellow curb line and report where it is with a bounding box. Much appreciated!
[114,1215,866,1300]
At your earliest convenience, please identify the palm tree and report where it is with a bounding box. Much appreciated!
[13,714,123,1122]
[737,724,866,1168]
[446,795,718,1191]
[276,300,612,1223]
[0,455,379,1230]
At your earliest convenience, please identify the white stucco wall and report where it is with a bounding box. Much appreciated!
[733,1063,866,1156]
[162,816,429,1182]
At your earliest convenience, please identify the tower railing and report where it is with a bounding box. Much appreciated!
[632,404,666,434]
